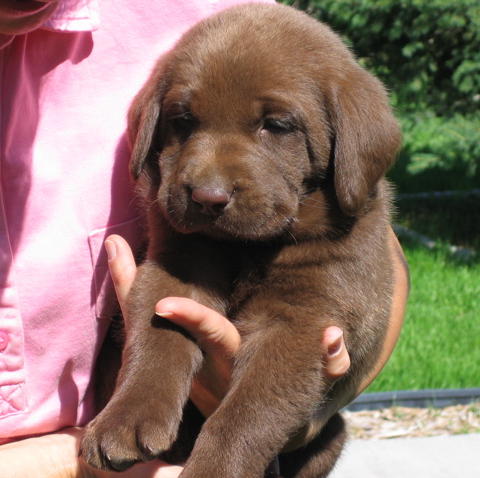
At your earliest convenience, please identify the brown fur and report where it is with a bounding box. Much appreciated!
[80,4,401,477]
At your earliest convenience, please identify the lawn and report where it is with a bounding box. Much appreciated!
[366,193,480,392]
[367,244,480,392]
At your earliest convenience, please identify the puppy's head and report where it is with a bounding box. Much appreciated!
[129,4,401,240]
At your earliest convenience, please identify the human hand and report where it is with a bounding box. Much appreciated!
[104,234,352,417]
[0,427,184,478]
[105,230,408,450]
[104,227,408,411]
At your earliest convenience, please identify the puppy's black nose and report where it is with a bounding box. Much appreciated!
[191,187,231,215]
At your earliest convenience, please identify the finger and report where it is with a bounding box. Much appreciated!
[116,461,184,478]
[322,326,351,380]
[104,234,137,314]
[158,300,350,378]
[155,297,241,358]
[88,460,184,478]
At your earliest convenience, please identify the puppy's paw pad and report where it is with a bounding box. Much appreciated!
[103,452,139,472]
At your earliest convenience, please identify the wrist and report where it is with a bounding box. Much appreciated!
[0,428,83,478]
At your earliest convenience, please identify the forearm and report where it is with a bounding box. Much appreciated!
[357,228,409,393]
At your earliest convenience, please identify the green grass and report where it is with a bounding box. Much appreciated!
[366,192,480,392]
[367,240,480,393]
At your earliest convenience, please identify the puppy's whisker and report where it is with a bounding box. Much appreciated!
[300,203,326,212]
[286,229,298,245]
[145,197,160,206]
[300,197,326,206]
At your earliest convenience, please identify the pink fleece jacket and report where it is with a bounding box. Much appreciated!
[0,0,271,443]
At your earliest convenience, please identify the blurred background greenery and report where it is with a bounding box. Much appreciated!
[283,0,480,392]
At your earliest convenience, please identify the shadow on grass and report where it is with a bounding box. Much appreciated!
[393,191,480,266]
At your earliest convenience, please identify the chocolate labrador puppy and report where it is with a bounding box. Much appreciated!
[80,3,401,477]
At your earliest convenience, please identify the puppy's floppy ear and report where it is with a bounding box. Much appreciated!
[328,67,401,216]
[128,58,169,181]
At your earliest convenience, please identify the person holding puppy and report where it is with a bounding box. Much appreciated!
[0,1,408,477]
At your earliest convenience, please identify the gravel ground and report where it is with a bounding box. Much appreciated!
[343,402,480,439]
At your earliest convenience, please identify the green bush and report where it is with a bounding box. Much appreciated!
[284,0,480,115]
[390,113,480,192]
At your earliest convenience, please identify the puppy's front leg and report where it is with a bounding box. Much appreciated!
[80,261,204,472]
[180,313,329,478]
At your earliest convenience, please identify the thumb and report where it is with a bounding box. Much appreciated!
[104,234,137,315]
[155,297,241,358]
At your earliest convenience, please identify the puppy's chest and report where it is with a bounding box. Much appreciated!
[226,262,269,319]
[218,242,319,320]
[169,238,282,317]
[166,235,335,321]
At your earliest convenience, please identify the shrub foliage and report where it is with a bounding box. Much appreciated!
[284,0,480,115]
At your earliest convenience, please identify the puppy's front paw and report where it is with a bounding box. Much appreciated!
[80,399,181,471]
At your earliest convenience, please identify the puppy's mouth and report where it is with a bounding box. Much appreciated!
[160,185,295,241]
[167,195,231,236]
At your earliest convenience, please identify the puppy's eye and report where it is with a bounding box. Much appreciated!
[262,118,296,134]
[170,112,197,137]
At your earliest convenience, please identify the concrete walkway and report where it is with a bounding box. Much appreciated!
[330,434,480,478]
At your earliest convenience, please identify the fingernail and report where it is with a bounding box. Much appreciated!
[155,311,174,318]
[104,240,116,261]
[327,331,343,357]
